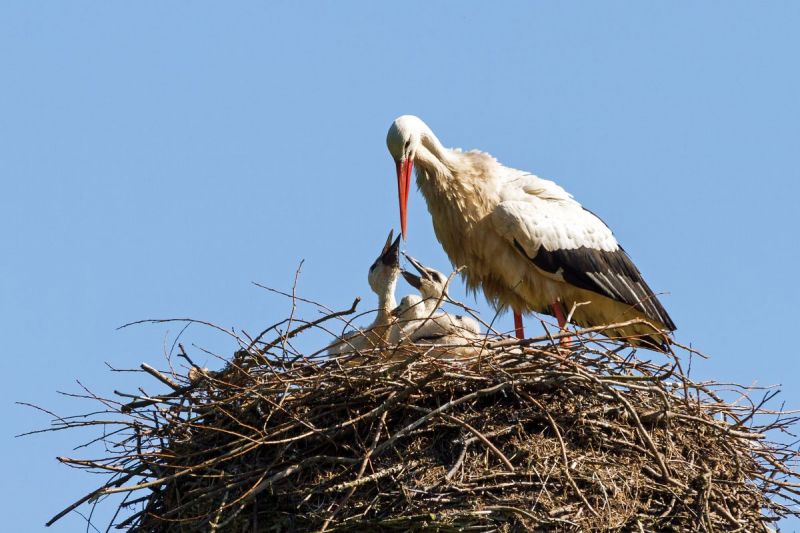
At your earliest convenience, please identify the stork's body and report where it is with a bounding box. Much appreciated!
[386,115,675,348]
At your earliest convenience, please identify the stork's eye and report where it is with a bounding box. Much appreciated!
[404,140,411,149]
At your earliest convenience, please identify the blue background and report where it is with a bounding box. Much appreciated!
[2,2,798,530]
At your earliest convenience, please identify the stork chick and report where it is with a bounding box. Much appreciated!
[389,293,425,341]
[394,255,481,354]
[327,231,401,356]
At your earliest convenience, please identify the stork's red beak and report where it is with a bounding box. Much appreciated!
[395,158,413,239]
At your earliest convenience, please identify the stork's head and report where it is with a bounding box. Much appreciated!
[386,115,432,239]
[390,293,424,319]
[367,230,401,295]
[401,253,449,301]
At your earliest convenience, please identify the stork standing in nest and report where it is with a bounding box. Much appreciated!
[386,115,676,349]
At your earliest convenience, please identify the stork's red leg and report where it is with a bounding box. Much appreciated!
[551,302,566,329]
[513,310,525,339]
[550,302,571,346]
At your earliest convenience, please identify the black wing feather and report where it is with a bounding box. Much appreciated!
[514,240,676,331]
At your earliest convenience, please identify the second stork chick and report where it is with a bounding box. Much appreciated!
[394,255,481,352]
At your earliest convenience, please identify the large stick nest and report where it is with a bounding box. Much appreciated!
[37,299,800,532]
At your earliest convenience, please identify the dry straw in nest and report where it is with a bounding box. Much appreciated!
[30,297,800,532]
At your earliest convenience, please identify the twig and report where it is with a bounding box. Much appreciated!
[140,364,181,391]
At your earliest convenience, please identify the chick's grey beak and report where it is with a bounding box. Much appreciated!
[401,270,422,290]
[381,234,402,267]
[403,253,429,278]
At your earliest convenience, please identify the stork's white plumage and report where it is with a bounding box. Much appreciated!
[327,231,401,355]
[386,115,676,349]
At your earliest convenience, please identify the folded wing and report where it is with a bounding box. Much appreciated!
[490,196,675,331]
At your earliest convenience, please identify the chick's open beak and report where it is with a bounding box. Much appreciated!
[401,270,422,290]
[381,234,402,267]
[403,253,430,278]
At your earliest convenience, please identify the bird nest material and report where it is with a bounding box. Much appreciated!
[36,299,800,532]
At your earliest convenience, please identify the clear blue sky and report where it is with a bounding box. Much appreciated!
[2,2,798,530]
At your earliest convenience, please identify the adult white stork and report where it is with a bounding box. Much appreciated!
[386,115,676,349]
